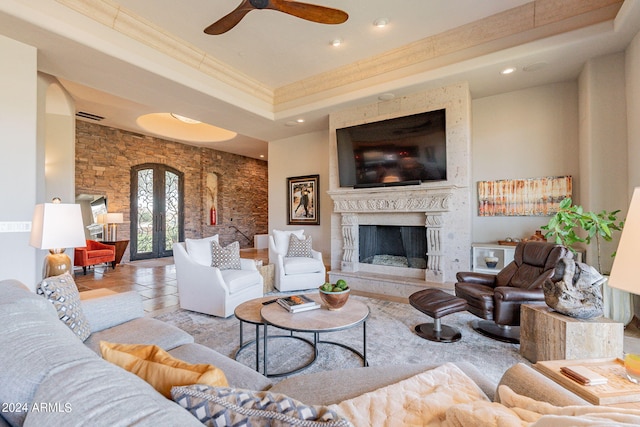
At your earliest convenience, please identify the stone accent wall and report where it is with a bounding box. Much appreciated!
[75,121,268,262]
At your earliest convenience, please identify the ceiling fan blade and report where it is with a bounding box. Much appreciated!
[268,0,348,25]
[204,0,255,35]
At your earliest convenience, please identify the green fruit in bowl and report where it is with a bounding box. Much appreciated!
[332,286,343,292]
[321,282,333,292]
[336,279,348,290]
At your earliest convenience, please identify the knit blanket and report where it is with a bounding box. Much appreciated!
[330,363,640,427]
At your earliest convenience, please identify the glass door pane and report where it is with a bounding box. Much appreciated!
[136,168,154,255]
[165,170,180,251]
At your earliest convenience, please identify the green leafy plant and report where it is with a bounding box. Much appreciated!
[541,197,624,273]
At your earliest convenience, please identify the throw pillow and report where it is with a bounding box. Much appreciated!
[211,241,241,270]
[100,341,228,398]
[286,234,313,258]
[272,229,304,255]
[185,235,219,266]
[37,272,91,341]
[171,384,352,427]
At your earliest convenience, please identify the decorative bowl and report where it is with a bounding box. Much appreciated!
[319,287,350,311]
[484,256,499,269]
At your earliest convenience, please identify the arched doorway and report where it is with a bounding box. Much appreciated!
[130,164,184,260]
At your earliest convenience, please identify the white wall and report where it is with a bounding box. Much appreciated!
[578,53,628,272]
[0,35,38,288]
[471,82,580,243]
[267,129,331,259]
[627,31,640,194]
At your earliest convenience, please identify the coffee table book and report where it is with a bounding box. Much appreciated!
[535,358,640,405]
[276,295,320,313]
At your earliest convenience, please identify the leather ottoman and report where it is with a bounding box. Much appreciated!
[409,289,467,343]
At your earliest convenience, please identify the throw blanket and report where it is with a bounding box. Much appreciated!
[329,363,489,426]
[330,363,640,427]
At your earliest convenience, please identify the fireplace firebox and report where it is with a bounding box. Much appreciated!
[359,225,427,269]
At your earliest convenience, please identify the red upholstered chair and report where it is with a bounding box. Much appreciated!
[74,240,116,275]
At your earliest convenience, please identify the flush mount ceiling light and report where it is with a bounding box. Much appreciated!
[501,67,517,75]
[331,38,343,47]
[137,113,237,143]
[373,18,389,28]
[170,113,201,124]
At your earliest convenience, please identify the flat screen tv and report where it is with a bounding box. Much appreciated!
[336,109,446,188]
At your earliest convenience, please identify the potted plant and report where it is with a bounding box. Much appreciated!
[541,197,624,274]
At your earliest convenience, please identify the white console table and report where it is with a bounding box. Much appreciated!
[471,243,516,274]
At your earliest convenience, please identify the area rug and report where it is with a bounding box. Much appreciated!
[155,295,530,385]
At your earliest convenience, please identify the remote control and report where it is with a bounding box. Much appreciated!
[262,299,277,305]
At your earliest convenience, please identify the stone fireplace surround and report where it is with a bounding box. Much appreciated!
[328,83,472,298]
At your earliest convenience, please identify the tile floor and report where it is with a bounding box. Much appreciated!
[73,248,270,317]
[74,257,180,316]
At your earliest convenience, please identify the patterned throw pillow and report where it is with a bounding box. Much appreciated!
[211,241,241,270]
[171,385,352,427]
[37,272,91,341]
[286,234,313,258]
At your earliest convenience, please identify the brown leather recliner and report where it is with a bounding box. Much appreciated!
[455,241,570,343]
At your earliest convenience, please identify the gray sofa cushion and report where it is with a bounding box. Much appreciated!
[81,291,144,333]
[169,343,274,391]
[84,316,194,354]
[497,363,590,406]
[270,362,495,406]
[0,280,101,426]
[24,357,202,427]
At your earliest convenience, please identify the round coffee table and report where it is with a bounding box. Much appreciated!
[260,293,369,377]
[234,296,314,373]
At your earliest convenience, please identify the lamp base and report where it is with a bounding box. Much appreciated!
[43,250,72,278]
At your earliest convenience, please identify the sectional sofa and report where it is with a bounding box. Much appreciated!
[3,277,635,427]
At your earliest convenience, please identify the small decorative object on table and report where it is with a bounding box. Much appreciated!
[276,295,320,313]
[319,279,350,311]
[484,251,499,268]
[625,354,640,384]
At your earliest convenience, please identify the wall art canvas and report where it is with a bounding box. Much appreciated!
[288,175,319,225]
[478,176,572,216]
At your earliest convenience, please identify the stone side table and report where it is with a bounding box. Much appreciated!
[520,304,624,363]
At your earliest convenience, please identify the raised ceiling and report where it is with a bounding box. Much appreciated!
[1,0,639,160]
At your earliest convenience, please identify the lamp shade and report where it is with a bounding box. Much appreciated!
[608,187,640,295]
[105,213,124,224]
[29,203,87,250]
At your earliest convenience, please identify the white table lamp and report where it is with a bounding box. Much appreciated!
[29,200,87,278]
[608,187,640,383]
[103,213,124,241]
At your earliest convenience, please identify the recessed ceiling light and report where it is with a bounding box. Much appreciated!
[378,93,395,101]
[501,67,517,75]
[373,18,389,28]
[523,62,549,72]
[296,118,305,123]
[170,113,201,124]
[260,154,265,158]
[331,38,343,47]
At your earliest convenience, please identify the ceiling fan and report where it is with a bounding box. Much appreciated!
[204,0,349,35]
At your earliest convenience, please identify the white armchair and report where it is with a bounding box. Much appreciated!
[173,238,263,318]
[269,230,326,292]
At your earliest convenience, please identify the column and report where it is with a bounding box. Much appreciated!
[425,213,443,281]
[340,213,358,272]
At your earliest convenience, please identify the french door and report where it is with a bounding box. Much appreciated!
[130,164,184,260]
